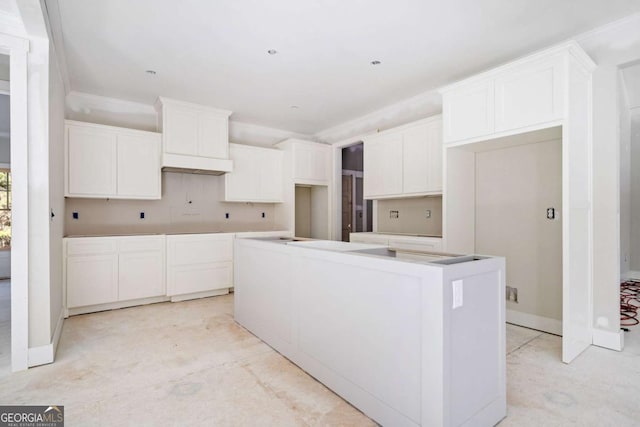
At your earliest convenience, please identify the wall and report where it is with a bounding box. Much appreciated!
[376,196,442,236]
[295,186,311,237]
[0,95,9,279]
[48,35,65,341]
[0,136,9,163]
[630,110,640,272]
[475,139,563,323]
[65,172,277,236]
[577,14,640,338]
[619,73,631,278]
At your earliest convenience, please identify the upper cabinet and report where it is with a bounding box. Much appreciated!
[223,143,284,203]
[441,52,566,145]
[363,116,442,200]
[276,139,331,185]
[155,97,233,174]
[65,121,161,199]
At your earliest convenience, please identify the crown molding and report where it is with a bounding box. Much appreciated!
[314,89,442,145]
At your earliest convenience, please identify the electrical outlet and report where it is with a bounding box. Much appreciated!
[506,286,519,303]
[261,212,265,218]
[225,213,230,219]
[426,210,431,218]
[547,207,555,220]
[140,212,145,219]
[390,210,399,219]
[72,212,79,220]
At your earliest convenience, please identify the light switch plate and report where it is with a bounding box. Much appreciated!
[452,280,464,309]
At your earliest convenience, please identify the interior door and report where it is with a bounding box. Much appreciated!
[342,175,353,241]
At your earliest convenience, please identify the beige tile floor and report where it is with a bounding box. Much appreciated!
[0,293,638,426]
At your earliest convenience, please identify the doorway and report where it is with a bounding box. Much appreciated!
[341,143,372,241]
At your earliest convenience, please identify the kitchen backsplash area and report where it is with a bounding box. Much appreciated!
[376,196,442,236]
[64,172,277,236]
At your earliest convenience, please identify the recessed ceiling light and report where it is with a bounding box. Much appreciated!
[267,49,277,55]
[145,70,157,75]
[371,60,381,65]
[290,105,299,109]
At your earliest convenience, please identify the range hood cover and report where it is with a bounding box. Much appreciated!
[162,152,233,175]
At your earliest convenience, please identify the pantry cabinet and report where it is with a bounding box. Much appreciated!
[65,121,161,199]
[292,141,331,184]
[363,116,442,199]
[223,143,283,202]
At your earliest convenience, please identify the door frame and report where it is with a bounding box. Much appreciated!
[0,32,29,372]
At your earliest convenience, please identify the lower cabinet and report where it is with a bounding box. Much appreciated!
[166,233,234,298]
[349,232,443,252]
[65,235,166,311]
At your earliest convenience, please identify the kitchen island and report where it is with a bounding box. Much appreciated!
[234,238,506,427]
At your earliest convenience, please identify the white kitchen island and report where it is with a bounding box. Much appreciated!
[234,238,506,427]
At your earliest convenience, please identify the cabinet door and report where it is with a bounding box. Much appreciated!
[67,126,117,196]
[363,133,403,198]
[164,106,199,155]
[67,254,118,308]
[443,80,494,144]
[118,251,165,300]
[117,134,161,199]
[494,57,563,133]
[402,123,438,194]
[260,149,284,201]
[294,144,330,183]
[225,144,261,201]
[198,111,229,159]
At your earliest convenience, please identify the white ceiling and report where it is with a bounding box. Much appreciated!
[51,0,640,134]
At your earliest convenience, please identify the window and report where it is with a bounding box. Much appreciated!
[0,169,10,249]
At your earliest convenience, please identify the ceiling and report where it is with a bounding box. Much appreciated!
[51,0,640,135]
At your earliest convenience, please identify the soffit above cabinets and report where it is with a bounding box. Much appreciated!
[49,0,640,134]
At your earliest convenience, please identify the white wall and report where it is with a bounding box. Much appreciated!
[630,110,640,273]
[376,196,442,236]
[65,173,277,236]
[475,139,563,323]
[619,73,631,278]
[577,14,640,336]
[48,36,65,340]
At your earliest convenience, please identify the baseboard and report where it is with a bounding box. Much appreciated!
[170,288,229,302]
[506,309,562,335]
[592,327,624,351]
[28,311,65,368]
[623,271,640,281]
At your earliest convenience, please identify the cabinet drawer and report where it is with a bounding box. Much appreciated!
[167,261,233,296]
[167,235,233,265]
[118,236,165,253]
[66,238,117,256]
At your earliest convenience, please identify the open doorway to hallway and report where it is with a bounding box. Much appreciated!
[341,143,372,241]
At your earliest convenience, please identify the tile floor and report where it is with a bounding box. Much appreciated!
[0,294,638,426]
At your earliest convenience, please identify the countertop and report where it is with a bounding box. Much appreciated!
[352,231,443,238]
[64,225,290,238]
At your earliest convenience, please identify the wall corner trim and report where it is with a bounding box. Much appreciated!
[27,311,64,368]
[592,327,624,351]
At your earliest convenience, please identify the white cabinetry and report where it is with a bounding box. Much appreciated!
[292,141,331,184]
[349,232,443,252]
[442,54,564,144]
[363,116,442,199]
[155,97,232,173]
[65,121,161,199]
[166,233,234,300]
[65,235,166,314]
[224,143,283,202]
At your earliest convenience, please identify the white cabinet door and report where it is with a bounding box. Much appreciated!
[363,133,403,199]
[117,134,161,199]
[67,254,118,308]
[225,144,261,201]
[164,105,199,155]
[118,251,165,301]
[494,57,563,133]
[293,143,330,183]
[66,125,117,196]
[260,148,284,201]
[198,111,229,159]
[402,121,443,195]
[443,80,494,144]
[225,144,283,202]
